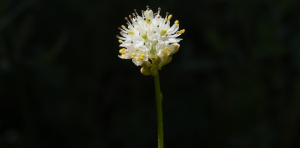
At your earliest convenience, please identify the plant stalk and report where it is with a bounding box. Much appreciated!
[154,71,164,148]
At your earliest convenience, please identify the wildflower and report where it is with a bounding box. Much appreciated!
[117,6,184,68]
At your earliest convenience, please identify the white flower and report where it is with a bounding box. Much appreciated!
[117,6,185,67]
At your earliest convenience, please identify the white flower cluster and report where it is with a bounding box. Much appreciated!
[117,6,184,71]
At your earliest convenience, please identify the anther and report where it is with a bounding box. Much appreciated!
[125,17,128,20]
[131,41,133,43]
[131,56,134,59]
[154,13,157,16]
[136,58,140,61]
[176,31,179,34]
[158,7,161,11]
[165,47,171,51]
[119,40,122,43]
[132,53,136,56]
[116,35,119,38]
[157,25,159,27]
[135,20,137,22]
[118,27,121,30]
[132,13,136,17]
[146,5,149,8]
[175,20,179,25]
[136,48,139,51]
[144,18,146,20]
[158,16,160,18]
[168,14,172,20]
[121,25,126,29]
[165,33,168,36]
[166,12,169,15]
[143,42,145,45]
[163,52,167,56]
[140,57,143,59]
[129,15,132,18]
[134,9,136,12]
[126,22,129,25]
[141,54,144,57]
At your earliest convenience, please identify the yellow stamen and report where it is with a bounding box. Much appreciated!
[131,56,134,59]
[175,20,179,25]
[165,18,168,22]
[128,30,135,35]
[116,35,119,38]
[182,29,185,33]
[141,54,144,57]
[136,58,139,61]
[176,31,179,34]
[121,25,126,29]
[119,48,125,54]
[118,40,122,43]
[132,53,135,56]
[163,52,167,56]
[165,47,171,51]
[136,48,139,51]
[168,14,172,20]
[161,49,164,52]
[165,33,168,36]
[140,57,143,59]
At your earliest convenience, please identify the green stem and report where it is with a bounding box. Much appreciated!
[154,71,164,148]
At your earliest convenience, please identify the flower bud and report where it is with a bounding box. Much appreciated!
[141,61,151,68]
[151,55,161,65]
[170,43,180,55]
[141,67,151,75]
[150,67,158,76]
[158,55,172,69]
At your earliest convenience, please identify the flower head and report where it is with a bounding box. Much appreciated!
[117,6,185,70]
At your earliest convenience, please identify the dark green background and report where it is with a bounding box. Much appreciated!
[1,0,300,147]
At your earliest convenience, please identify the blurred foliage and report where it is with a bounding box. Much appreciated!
[1,0,300,148]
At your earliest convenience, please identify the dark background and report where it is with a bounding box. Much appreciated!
[1,0,300,148]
